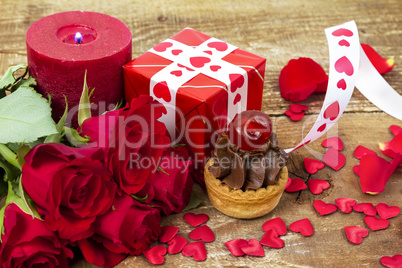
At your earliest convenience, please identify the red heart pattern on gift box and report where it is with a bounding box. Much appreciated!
[332,28,354,37]
[338,39,350,47]
[190,56,211,68]
[154,42,173,52]
[207,41,228,52]
[153,81,171,102]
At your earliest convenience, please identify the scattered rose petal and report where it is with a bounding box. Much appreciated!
[184,212,209,227]
[322,137,344,150]
[390,125,402,136]
[380,255,402,268]
[239,239,265,257]
[344,226,368,244]
[379,132,402,159]
[335,198,356,214]
[323,148,346,171]
[354,145,376,159]
[361,43,395,74]
[225,239,248,257]
[353,203,376,216]
[289,218,314,236]
[262,217,287,236]
[260,229,285,249]
[289,104,308,113]
[352,165,360,176]
[285,178,307,192]
[308,179,330,195]
[279,57,329,102]
[143,246,167,265]
[189,225,215,242]
[313,200,337,216]
[284,177,292,191]
[167,235,188,254]
[182,241,207,261]
[304,158,325,174]
[364,216,389,231]
[376,203,400,219]
[159,226,179,243]
[285,110,305,121]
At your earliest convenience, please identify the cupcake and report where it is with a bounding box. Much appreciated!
[204,111,289,219]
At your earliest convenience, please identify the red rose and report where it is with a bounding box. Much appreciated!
[81,95,170,195]
[22,143,117,241]
[0,203,73,268]
[84,193,161,257]
[137,154,194,216]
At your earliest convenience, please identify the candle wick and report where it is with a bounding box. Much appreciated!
[75,32,83,44]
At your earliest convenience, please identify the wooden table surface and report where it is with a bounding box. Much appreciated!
[1,0,401,267]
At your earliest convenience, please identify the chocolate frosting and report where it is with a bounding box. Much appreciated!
[208,132,288,190]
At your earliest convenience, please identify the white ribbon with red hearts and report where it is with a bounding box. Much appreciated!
[285,21,402,153]
[149,35,248,138]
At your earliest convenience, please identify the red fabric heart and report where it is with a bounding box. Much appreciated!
[262,217,287,236]
[313,200,337,216]
[167,235,188,254]
[229,73,245,93]
[337,78,347,90]
[353,203,376,216]
[308,179,330,195]
[289,218,314,236]
[335,198,356,214]
[233,94,241,105]
[379,132,402,159]
[344,226,368,244]
[207,41,228,52]
[284,177,292,191]
[332,28,354,37]
[338,39,350,47]
[317,123,326,132]
[380,255,402,268]
[289,104,308,113]
[354,145,376,159]
[304,158,325,174]
[323,101,340,121]
[361,43,394,74]
[285,178,307,193]
[190,56,211,68]
[184,212,209,227]
[225,239,248,257]
[189,225,215,242]
[170,70,182,77]
[171,49,183,56]
[285,110,305,121]
[143,246,167,265]
[335,56,354,76]
[153,81,171,102]
[364,216,389,231]
[260,229,285,249]
[153,42,173,52]
[240,239,265,257]
[279,57,328,102]
[390,125,402,136]
[159,226,179,243]
[182,241,207,261]
[376,203,400,219]
[210,65,221,72]
[323,148,346,171]
[322,137,344,150]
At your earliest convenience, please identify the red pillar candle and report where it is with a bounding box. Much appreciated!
[26,11,132,125]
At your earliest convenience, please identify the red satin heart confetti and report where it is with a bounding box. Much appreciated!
[308,179,330,195]
[260,229,285,249]
[353,202,377,216]
[225,239,248,257]
[285,110,305,121]
[143,245,167,265]
[376,203,400,219]
[361,43,395,74]
[364,216,389,231]
[182,241,207,261]
[262,217,287,236]
[189,225,215,242]
[289,104,309,113]
[167,235,188,254]
[322,137,344,150]
[184,212,209,227]
[313,200,338,216]
[159,226,180,243]
[344,226,368,244]
[323,148,346,171]
[380,255,402,268]
[285,178,307,192]
[304,158,325,174]
[239,239,265,257]
[289,218,314,236]
[335,198,356,214]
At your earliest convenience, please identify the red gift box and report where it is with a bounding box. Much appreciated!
[123,28,265,183]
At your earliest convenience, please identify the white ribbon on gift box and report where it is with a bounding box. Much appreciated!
[285,21,402,153]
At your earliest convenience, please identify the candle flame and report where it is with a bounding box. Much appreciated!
[74,32,83,44]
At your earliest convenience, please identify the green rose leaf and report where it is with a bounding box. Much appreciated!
[182,188,202,212]
[0,86,57,143]
[0,63,27,91]
[78,71,93,126]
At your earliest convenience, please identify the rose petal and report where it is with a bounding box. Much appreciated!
[313,200,337,216]
[285,110,305,121]
[289,218,314,236]
[285,178,307,192]
[304,158,325,175]
[364,216,389,231]
[353,203,377,216]
[354,145,376,159]
[376,203,400,219]
[321,137,344,150]
[279,57,328,102]
[390,125,402,136]
[323,148,346,171]
[189,225,215,243]
[380,254,402,268]
[335,198,356,214]
[143,246,167,265]
[225,239,248,257]
[239,239,265,257]
[289,104,308,113]
[361,43,394,74]
[379,133,402,159]
[344,226,368,245]
[159,226,179,243]
[260,229,285,249]
[308,179,330,195]
[284,177,292,191]
[262,217,287,236]
[184,213,209,227]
